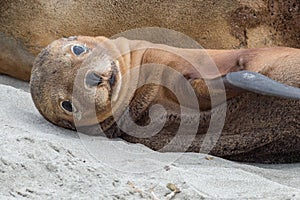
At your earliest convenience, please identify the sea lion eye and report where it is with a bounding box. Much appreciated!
[71,45,87,56]
[61,100,73,113]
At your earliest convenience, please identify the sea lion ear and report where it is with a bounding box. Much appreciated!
[223,70,300,100]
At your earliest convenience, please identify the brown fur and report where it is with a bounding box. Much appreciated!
[1,0,300,80]
[30,36,300,163]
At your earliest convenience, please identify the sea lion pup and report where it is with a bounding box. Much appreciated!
[30,36,300,163]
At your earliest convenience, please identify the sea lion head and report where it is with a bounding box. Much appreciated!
[30,36,121,130]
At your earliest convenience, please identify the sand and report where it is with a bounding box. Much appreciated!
[0,75,299,199]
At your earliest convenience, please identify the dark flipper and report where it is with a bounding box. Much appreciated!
[224,70,300,100]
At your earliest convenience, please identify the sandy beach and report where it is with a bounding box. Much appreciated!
[0,75,299,199]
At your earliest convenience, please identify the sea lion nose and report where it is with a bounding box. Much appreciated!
[85,72,103,87]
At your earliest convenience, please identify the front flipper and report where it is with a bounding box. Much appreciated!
[224,70,300,100]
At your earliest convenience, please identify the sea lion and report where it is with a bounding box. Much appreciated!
[30,36,300,163]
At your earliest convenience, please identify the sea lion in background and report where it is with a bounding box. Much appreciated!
[30,36,300,163]
[1,0,300,81]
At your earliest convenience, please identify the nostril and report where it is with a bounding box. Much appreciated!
[85,72,103,87]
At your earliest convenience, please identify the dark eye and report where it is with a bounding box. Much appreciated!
[61,101,73,113]
[72,45,87,56]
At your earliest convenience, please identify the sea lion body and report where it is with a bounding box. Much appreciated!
[30,36,300,163]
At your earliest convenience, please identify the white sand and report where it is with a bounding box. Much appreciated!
[0,75,299,199]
